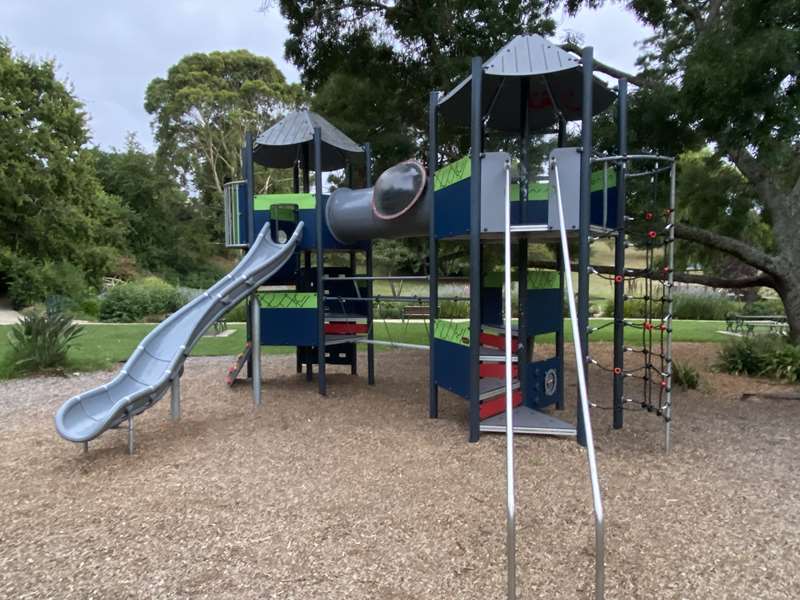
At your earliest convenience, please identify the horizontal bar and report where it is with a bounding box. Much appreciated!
[329,295,469,302]
[359,339,430,350]
[625,164,673,179]
[323,275,429,281]
[591,154,675,164]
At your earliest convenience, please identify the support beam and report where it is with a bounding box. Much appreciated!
[613,79,628,429]
[170,376,181,420]
[576,47,594,448]
[314,127,326,396]
[245,132,261,407]
[127,410,134,455]
[365,143,375,386]
[427,91,439,418]
[468,56,483,443]
[517,76,530,410]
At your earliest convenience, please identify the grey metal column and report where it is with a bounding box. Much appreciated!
[245,132,262,407]
[127,409,134,455]
[349,250,357,375]
[294,159,302,375]
[577,47,594,447]
[304,250,312,381]
[556,117,566,411]
[170,376,181,420]
[612,79,628,429]
[314,127,326,396]
[365,143,375,385]
[243,140,254,379]
[428,91,439,418]
[468,56,483,443]
[518,77,530,407]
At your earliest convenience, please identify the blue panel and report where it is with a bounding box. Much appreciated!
[434,179,470,239]
[324,279,368,317]
[590,186,618,229]
[268,255,299,285]
[261,308,318,346]
[525,356,562,410]
[523,201,548,224]
[238,186,249,245]
[433,338,471,400]
[481,288,502,327]
[525,289,563,336]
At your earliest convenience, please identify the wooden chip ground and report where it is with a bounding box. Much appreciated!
[1,343,798,598]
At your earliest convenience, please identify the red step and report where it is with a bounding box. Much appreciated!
[480,389,522,420]
[480,331,519,352]
[325,322,368,335]
[479,362,519,378]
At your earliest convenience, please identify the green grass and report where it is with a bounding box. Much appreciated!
[0,317,730,379]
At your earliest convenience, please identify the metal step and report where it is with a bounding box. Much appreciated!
[480,405,577,437]
[480,346,519,363]
[479,377,520,401]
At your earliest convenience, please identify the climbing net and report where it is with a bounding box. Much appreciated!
[587,156,676,437]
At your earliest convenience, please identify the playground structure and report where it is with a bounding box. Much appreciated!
[54,34,680,600]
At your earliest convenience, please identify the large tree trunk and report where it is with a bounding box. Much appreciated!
[774,273,800,344]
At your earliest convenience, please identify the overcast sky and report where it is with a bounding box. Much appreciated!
[2,1,650,151]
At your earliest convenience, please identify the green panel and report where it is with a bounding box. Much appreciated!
[254,193,315,211]
[484,269,560,289]
[510,181,549,202]
[257,292,317,309]
[270,205,297,221]
[434,156,471,191]
[591,169,617,192]
[434,319,470,346]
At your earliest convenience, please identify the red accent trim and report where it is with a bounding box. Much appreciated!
[325,322,368,335]
[480,390,522,420]
[479,332,519,352]
[480,362,519,378]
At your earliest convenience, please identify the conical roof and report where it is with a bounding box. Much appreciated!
[438,34,616,132]
[253,110,363,170]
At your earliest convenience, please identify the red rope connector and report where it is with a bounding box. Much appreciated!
[648,230,657,239]
[660,323,667,331]
[644,211,654,221]
[644,322,653,331]
[614,274,624,284]
[613,367,622,375]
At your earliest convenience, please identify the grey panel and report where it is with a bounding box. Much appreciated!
[54,221,304,443]
[483,34,578,76]
[548,147,581,230]
[253,110,363,170]
[479,152,511,233]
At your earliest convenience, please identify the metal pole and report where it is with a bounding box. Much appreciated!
[554,161,605,600]
[518,76,530,411]
[365,143,375,386]
[576,47,594,447]
[302,143,310,193]
[350,250,358,375]
[243,141,253,379]
[665,163,676,452]
[127,410,134,455]
[83,441,88,454]
[503,160,517,600]
[428,91,439,418]
[170,376,181,420]
[245,132,261,407]
[612,79,628,429]
[468,56,483,443]
[304,251,312,381]
[294,157,302,375]
[314,127,326,396]
[556,116,566,411]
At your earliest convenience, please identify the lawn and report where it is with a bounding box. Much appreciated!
[0,317,730,379]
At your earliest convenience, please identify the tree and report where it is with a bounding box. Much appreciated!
[91,136,218,281]
[277,0,559,170]
[145,50,305,198]
[564,0,800,339]
[0,41,129,306]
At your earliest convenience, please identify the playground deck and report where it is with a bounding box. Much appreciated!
[1,344,798,599]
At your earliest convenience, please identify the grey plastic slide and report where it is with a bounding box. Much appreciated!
[55,222,303,443]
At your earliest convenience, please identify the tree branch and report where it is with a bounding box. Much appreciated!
[560,42,653,88]
[675,223,780,277]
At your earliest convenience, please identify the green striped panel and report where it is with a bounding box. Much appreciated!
[434,319,470,346]
[257,292,317,309]
[510,181,549,202]
[434,156,471,191]
[591,169,617,192]
[254,193,315,211]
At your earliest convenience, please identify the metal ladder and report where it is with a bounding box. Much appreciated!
[501,157,605,599]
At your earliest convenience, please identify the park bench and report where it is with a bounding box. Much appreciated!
[726,313,787,336]
[402,304,431,320]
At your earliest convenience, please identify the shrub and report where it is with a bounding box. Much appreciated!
[742,297,784,316]
[672,292,741,320]
[6,308,84,373]
[672,361,699,390]
[717,335,800,383]
[99,277,183,322]
[4,257,90,309]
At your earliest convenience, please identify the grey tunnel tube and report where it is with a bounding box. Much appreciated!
[326,160,430,244]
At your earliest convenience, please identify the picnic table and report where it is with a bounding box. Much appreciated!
[725,313,787,336]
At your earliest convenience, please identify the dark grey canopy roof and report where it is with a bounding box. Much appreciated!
[253,110,363,170]
[438,34,617,133]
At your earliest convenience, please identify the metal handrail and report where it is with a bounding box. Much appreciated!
[553,158,606,600]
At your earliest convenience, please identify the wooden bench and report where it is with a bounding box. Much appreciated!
[402,304,431,320]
